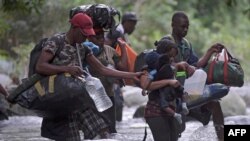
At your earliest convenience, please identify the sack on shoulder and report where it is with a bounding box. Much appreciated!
[7,73,91,118]
[204,48,244,87]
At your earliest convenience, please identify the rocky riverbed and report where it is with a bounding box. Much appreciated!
[0,105,250,141]
[1,77,250,140]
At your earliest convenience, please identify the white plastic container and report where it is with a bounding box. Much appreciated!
[85,76,113,112]
[184,69,207,95]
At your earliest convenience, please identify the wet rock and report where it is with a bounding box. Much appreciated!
[0,74,12,87]
[0,84,36,119]
[241,94,250,107]
[221,92,246,116]
[122,86,148,107]
[230,86,250,106]
[0,60,14,75]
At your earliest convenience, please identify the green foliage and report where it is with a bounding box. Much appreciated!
[0,17,10,38]
[0,49,9,59]
[11,43,34,77]
[0,0,250,82]
[1,0,45,14]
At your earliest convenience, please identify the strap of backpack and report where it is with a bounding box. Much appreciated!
[207,59,216,83]
[223,49,229,85]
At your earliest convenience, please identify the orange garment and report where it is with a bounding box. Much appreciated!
[115,43,137,85]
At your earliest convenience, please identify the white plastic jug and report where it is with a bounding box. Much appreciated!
[85,76,113,112]
[184,69,207,95]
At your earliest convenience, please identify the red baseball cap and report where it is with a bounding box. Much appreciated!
[70,13,95,36]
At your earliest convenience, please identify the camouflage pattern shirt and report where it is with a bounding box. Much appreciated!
[43,33,92,67]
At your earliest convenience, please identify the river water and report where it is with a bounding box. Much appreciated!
[0,105,223,141]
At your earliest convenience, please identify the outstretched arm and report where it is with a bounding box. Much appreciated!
[196,43,224,68]
[86,54,141,79]
[140,70,180,91]
[116,38,129,71]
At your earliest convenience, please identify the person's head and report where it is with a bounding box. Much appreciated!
[88,28,105,48]
[122,12,137,35]
[105,30,123,48]
[145,51,160,70]
[171,11,189,39]
[155,38,178,58]
[69,13,95,44]
[157,54,171,67]
[156,54,174,79]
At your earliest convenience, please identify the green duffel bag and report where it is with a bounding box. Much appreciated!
[7,73,92,118]
[204,49,244,87]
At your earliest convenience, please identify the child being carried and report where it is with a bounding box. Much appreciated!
[145,38,195,124]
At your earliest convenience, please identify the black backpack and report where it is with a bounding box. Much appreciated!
[28,36,64,77]
[69,4,120,29]
[134,49,155,73]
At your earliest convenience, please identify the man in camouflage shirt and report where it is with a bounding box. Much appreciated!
[36,13,141,141]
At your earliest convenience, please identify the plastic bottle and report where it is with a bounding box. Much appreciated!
[184,69,207,95]
[85,76,113,112]
[176,71,187,85]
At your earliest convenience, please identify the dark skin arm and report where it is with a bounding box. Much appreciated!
[116,38,129,71]
[174,61,196,77]
[140,70,180,91]
[36,47,142,79]
[86,54,141,79]
[196,43,224,68]
[36,50,84,76]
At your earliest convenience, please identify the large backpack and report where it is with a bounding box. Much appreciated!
[28,36,64,77]
[69,4,120,29]
[134,49,155,73]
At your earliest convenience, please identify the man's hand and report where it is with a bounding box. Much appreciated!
[175,61,195,77]
[186,65,196,77]
[66,66,84,77]
[175,61,189,71]
[117,38,126,48]
[208,43,224,54]
[133,72,145,83]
